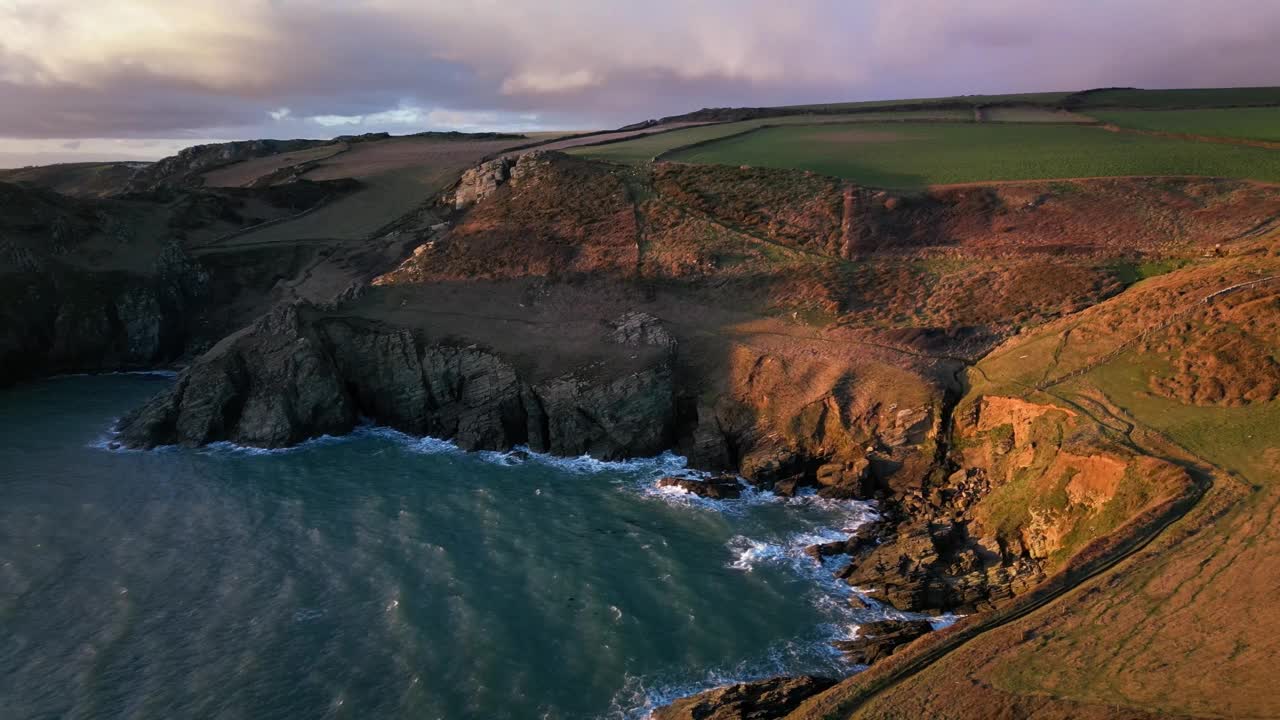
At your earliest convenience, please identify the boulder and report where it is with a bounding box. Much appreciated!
[652,675,836,720]
[803,540,849,562]
[772,475,804,497]
[832,619,933,665]
[814,457,872,499]
[608,311,676,352]
[657,475,742,499]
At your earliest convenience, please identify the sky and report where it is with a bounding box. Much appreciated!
[2,0,1279,167]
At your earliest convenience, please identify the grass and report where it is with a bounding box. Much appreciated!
[1071,87,1280,109]
[664,122,1280,189]
[567,111,972,165]
[1108,258,1191,285]
[1090,108,1280,142]
[1077,353,1280,483]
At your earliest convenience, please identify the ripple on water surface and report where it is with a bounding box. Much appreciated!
[1,376,916,720]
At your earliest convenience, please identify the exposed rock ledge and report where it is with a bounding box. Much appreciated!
[114,303,675,458]
[652,675,837,720]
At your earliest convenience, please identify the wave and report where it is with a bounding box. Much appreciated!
[49,366,181,379]
[604,634,850,720]
[89,419,698,479]
[86,408,946,715]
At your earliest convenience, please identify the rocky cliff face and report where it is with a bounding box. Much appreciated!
[114,303,677,459]
[0,242,209,384]
[823,391,1194,614]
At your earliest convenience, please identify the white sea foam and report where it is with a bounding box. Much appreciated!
[604,635,851,720]
[51,369,180,381]
[86,405,932,716]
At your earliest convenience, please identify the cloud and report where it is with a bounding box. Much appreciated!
[0,0,1277,150]
[308,114,364,127]
[501,70,601,95]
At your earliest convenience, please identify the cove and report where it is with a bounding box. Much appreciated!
[0,375,892,719]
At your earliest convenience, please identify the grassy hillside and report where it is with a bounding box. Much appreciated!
[0,161,146,198]
[665,122,1280,189]
[1090,107,1280,142]
[222,135,524,243]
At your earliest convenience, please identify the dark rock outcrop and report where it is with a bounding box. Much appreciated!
[832,619,934,665]
[0,242,209,386]
[115,303,677,459]
[608,311,677,352]
[657,475,743,499]
[652,675,836,720]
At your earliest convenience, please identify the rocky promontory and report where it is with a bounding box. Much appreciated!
[115,302,678,458]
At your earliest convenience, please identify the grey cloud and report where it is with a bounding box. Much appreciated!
[0,0,1277,147]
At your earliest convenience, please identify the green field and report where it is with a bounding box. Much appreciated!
[567,111,971,165]
[664,122,1280,189]
[1090,107,1280,142]
[1071,87,1280,109]
[1079,354,1280,483]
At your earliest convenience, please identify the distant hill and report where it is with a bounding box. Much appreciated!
[0,161,150,198]
[659,86,1280,124]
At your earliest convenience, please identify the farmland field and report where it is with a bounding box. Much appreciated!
[225,135,524,242]
[567,111,972,165]
[1090,107,1280,142]
[201,144,346,187]
[665,122,1280,189]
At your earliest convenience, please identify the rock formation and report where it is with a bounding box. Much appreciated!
[831,619,934,665]
[651,675,837,720]
[657,475,743,499]
[452,157,513,209]
[114,303,677,459]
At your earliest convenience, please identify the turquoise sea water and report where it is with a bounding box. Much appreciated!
[0,375,895,719]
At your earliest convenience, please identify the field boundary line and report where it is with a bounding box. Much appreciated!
[1098,123,1280,151]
